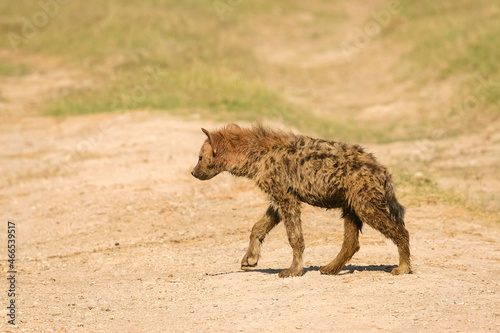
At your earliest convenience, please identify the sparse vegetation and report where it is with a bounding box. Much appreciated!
[0,59,31,76]
[1,1,497,130]
[396,0,500,121]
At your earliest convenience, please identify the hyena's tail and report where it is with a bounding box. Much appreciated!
[385,177,405,225]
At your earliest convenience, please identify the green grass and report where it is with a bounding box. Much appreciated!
[394,171,463,207]
[0,0,364,140]
[394,170,500,223]
[0,59,32,76]
[0,1,313,127]
[1,0,498,139]
[399,0,500,76]
[397,0,500,112]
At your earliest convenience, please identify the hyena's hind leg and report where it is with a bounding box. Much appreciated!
[386,223,411,275]
[359,206,411,275]
[241,205,281,270]
[320,210,362,275]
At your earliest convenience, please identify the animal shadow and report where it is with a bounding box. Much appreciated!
[241,264,397,275]
[206,264,397,277]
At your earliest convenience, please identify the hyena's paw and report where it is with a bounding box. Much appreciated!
[278,267,303,278]
[241,253,259,271]
[319,264,342,275]
[390,265,411,275]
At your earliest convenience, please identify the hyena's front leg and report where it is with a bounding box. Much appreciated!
[241,205,281,270]
[277,201,304,278]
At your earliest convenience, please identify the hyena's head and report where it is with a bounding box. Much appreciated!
[191,128,224,180]
[191,124,242,180]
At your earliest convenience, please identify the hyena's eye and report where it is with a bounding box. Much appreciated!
[199,156,203,161]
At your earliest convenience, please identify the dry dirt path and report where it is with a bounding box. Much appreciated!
[1,111,499,332]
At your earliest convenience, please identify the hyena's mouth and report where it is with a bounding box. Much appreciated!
[191,171,212,180]
[191,170,202,179]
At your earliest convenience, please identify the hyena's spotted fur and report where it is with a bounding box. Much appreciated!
[191,123,411,278]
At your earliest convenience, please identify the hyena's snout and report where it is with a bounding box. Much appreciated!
[191,166,216,180]
[190,168,202,179]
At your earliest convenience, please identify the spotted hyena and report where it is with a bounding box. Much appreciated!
[191,123,411,278]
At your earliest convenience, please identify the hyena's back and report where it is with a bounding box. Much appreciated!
[257,135,400,221]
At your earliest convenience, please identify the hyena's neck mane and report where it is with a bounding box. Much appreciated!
[219,125,294,178]
[243,125,292,151]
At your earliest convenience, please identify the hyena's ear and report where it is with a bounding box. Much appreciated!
[202,128,211,142]
[226,123,241,131]
[201,128,217,156]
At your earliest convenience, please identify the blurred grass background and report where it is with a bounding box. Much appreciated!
[1,0,499,219]
[1,0,498,134]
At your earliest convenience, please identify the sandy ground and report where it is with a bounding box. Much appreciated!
[1,111,499,332]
